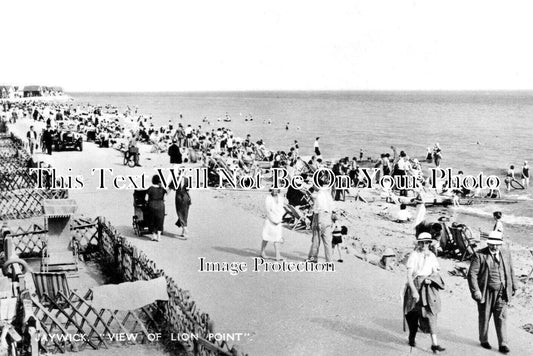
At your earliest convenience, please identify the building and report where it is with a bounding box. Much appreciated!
[23,85,43,97]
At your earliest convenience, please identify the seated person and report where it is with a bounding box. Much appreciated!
[286,185,310,207]
[415,220,443,240]
[486,187,501,199]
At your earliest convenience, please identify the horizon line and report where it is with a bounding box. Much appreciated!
[64,89,533,94]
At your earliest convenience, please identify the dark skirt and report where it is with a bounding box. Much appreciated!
[175,192,191,227]
[148,200,165,232]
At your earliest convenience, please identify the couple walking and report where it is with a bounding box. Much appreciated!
[260,174,335,263]
[146,174,191,241]
[404,230,516,354]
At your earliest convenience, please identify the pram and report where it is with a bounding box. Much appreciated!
[132,189,151,236]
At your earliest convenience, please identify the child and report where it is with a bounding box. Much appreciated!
[522,160,530,188]
[493,211,503,235]
[505,165,515,191]
[452,192,460,207]
[331,214,347,262]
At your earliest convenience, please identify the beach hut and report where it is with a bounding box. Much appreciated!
[23,85,43,98]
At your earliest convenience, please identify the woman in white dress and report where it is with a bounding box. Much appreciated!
[260,188,285,261]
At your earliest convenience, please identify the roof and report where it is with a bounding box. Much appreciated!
[23,85,42,92]
[51,86,63,91]
[43,199,78,217]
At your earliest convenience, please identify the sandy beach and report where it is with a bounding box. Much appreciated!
[6,116,533,356]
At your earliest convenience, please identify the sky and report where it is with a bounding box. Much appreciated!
[1,0,533,92]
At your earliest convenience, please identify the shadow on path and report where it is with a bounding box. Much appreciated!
[212,246,308,261]
[309,317,405,353]
[374,316,480,350]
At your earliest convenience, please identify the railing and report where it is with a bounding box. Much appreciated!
[0,189,69,220]
[1,217,98,258]
[4,216,247,355]
[96,217,246,356]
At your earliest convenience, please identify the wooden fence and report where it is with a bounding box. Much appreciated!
[0,132,68,220]
[95,217,247,356]
[1,217,98,258]
[0,169,38,190]
[0,189,68,220]
[4,217,248,355]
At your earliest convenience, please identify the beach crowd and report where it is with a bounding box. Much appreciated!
[1,98,528,355]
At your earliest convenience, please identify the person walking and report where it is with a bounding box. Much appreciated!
[128,134,141,167]
[433,143,442,167]
[174,123,185,147]
[146,175,166,241]
[493,211,504,235]
[173,177,191,238]
[26,125,37,155]
[42,126,53,155]
[467,231,517,354]
[314,137,321,157]
[504,165,515,191]
[307,180,334,263]
[404,232,446,353]
[260,188,285,261]
[522,160,530,188]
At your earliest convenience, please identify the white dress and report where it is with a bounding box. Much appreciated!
[262,195,284,242]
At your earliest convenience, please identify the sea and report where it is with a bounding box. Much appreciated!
[70,91,533,247]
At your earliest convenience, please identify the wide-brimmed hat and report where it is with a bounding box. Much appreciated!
[417,232,433,242]
[487,231,503,245]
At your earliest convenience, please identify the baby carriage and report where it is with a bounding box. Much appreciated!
[132,189,151,236]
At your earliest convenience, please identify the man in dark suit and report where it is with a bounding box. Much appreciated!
[168,139,182,165]
[42,126,53,155]
[468,231,516,354]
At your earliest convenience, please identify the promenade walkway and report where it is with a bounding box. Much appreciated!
[8,118,533,356]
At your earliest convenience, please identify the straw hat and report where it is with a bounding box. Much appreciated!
[487,231,503,245]
[417,232,432,242]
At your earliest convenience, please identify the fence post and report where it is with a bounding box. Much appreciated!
[114,236,121,267]
[131,246,137,281]
[120,238,126,279]
[97,216,103,254]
